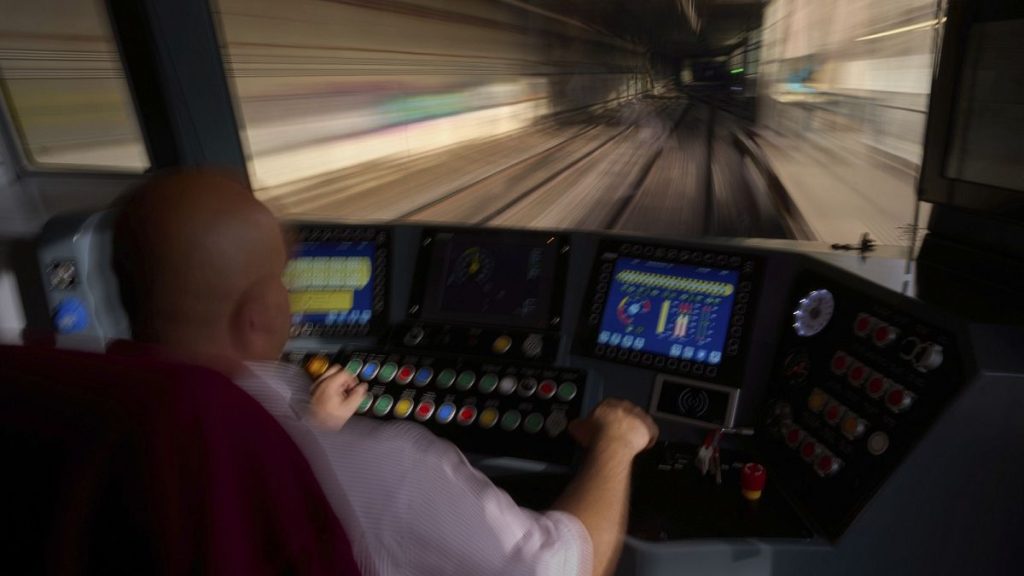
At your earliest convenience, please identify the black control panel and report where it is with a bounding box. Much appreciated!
[339,350,585,465]
[758,270,964,540]
[285,224,389,338]
[576,239,758,386]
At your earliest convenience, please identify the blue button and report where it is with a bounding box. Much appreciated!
[53,297,89,334]
[360,362,380,381]
[414,367,434,387]
[435,402,457,424]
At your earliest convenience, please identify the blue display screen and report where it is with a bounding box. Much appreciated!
[597,258,739,365]
[284,241,376,327]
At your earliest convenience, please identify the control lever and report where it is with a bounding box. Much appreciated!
[695,427,755,484]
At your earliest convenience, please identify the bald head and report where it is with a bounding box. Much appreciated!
[115,170,291,364]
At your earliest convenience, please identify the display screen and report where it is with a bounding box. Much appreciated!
[419,231,562,329]
[597,258,739,364]
[285,241,376,327]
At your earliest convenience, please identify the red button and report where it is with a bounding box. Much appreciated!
[396,365,416,384]
[873,325,896,346]
[457,406,478,425]
[741,463,767,491]
[831,352,849,374]
[825,404,843,424]
[801,441,817,459]
[537,380,557,399]
[816,455,836,475]
[867,376,887,396]
[854,314,873,336]
[886,388,912,412]
[786,429,802,447]
[848,365,867,385]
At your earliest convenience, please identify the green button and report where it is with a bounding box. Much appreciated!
[455,370,476,391]
[557,382,578,402]
[378,362,399,383]
[436,368,457,389]
[524,412,545,434]
[478,373,499,394]
[345,358,364,375]
[372,394,394,417]
[357,393,373,414]
[500,410,522,431]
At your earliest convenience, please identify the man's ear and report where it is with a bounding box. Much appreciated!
[233,278,284,361]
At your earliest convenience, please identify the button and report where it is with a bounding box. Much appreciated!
[498,376,518,395]
[403,326,425,346]
[492,335,512,354]
[305,355,330,378]
[522,334,544,358]
[800,440,820,462]
[359,362,380,381]
[344,358,364,375]
[537,379,557,399]
[53,297,89,334]
[544,412,568,437]
[393,397,414,419]
[372,394,394,417]
[784,426,804,448]
[815,454,842,477]
[357,393,374,414]
[435,402,457,424]
[853,313,874,336]
[456,370,476,391]
[478,373,499,394]
[523,412,545,434]
[517,378,538,397]
[557,382,578,402]
[500,410,522,431]
[824,401,845,425]
[866,375,889,398]
[378,362,399,383]
[456,406,478,426]
[807,388,829,413]
[885,387,914,413]
[831,352,850,375]
[479,407,500,429]
[413,367,434,387]
[841,414,867,440]
[847,364,869,387]
[436,368,457,389]
[873,324,898,347]
[867,431,890,456]
[396,365,416,385]
[414,400,436,422]
[913,342,944,372]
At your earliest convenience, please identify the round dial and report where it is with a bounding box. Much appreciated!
[792,289,835,337]
[450,247,494,285]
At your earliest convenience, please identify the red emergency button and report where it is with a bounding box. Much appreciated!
[873,324,898,347]
[831,352,850,374]
[741,463,767,501]
[456,406,478,426]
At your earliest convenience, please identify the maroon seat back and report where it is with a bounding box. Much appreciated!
[0,344,360,576]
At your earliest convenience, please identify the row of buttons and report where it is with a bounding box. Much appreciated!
[852,313,899,347]
[806,388,868,440]
[831,351,915,413]
[298,228,381,242]
[357,393,569,436]
[780,422,845,477]
[617,243,745,270]
[346,358,577,401]
[592,344,721,377]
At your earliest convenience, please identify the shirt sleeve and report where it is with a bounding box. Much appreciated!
[384,423,593,576]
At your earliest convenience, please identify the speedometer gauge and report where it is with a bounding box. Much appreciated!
[792,289,835,337]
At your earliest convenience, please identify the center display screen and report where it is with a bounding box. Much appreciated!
[418,230,565,329]
[285,240,376,328]
[597,258,740,365]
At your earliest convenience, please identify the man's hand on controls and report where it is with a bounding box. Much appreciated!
[568,398,659,458]
[308,365,369,431]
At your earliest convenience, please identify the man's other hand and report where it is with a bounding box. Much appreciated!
[308,365,369,431]
[568,398,659,458]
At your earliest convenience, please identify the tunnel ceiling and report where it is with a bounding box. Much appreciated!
[523,0,765,58]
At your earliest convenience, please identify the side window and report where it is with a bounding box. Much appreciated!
[0,0,149,171]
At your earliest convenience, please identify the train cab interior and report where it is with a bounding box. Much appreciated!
[1,0,1023,574]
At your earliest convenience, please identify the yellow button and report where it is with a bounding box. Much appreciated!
[479,407,500,429]
[807,388,828,413]
[394,397,414,419]
[492,335,512,354]
[305,355,330,378]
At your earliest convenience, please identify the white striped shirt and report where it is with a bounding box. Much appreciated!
[236,361,593,576]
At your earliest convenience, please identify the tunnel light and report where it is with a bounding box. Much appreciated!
[730,67,745,75]
[855,17,946,41]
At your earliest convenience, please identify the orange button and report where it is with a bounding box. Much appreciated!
[479,407,500,429]
[305,355,330,378]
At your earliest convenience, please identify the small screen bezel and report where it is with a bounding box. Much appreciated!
[575,240,759,386]
[286,224,389,338]
[408,227,570,332]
